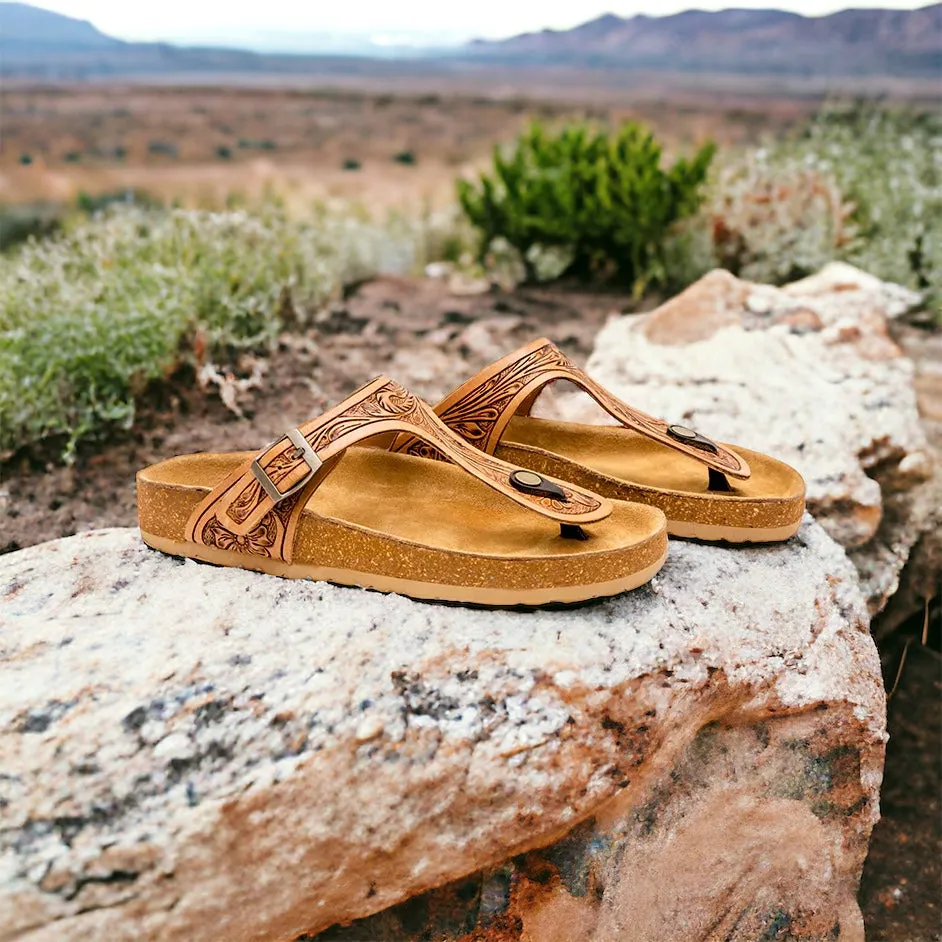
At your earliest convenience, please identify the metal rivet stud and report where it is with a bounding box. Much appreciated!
[509,469,569,502]
[513,470,543,488]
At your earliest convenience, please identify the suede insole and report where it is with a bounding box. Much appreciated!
[500,416,804,502]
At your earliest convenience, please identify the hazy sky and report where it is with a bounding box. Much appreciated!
[28,0,931,43]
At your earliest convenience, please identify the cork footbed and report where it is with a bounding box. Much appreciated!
[495,417,806,544]
[137,447,668,605]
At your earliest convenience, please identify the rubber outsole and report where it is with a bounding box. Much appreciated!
[667,518,802,544]
[140,531,668,607]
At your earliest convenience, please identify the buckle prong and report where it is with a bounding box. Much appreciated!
[251,429,322,503]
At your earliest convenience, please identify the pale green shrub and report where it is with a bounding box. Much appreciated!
[704,156,858,285]
[0,204,460,459]
[689,105,941,311]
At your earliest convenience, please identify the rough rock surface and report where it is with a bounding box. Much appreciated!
[1,524,884,941]
[545,264,935,617]
[879,313,942,637]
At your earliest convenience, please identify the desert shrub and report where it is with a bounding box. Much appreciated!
[342,158,362,171]
[697,104,941,310]
[19,154,33,166]
[216,145,233,160]
[74,189,156,215]
[458,121,714,291]
[0,204,62,252]
[393,150,417,166]
[703,157,858,285]
[238,139,277,151]
[0,204,463,459]
[148,140,178,158]
[64,151,82,163]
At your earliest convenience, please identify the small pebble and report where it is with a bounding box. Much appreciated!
[153,732,193,761]
[355,716,385,742]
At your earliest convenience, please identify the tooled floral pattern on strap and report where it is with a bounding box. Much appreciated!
[226,382,424,526]
[434,342,571,450]
[201,491,300,558]
[383,379,603,517]
[195,377,604,561]
[395,341,569,462]
[569,372,748,476]
[419,402,604,517]
[401,340,748,478]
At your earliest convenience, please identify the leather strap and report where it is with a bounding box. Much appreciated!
[392,339,751,480]
[185,376,613,564]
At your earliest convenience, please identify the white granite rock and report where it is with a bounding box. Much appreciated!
[545,265,934,615]
[0,524,884,941]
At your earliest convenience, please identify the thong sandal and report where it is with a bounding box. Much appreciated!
[138,377,668,606]
[391,340,805,544]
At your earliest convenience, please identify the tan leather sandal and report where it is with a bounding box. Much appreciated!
[138,377,668,605]
[391,340,805,544]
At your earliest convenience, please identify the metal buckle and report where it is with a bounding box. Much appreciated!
[251,429,322,503]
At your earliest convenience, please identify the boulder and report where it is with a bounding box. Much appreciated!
[1,524,884,941]
[545,264,935,618]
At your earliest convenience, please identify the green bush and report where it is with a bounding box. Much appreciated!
[0,204,463,460]
[393,150,417,166]
[458,121,715,291]
[74,189,156,215]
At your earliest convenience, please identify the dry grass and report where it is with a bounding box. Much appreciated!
[0,83,816,211]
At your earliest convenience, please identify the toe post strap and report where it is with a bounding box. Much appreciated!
[394,338,751,481]
[185,376,612,564]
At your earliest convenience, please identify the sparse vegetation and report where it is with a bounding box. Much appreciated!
[238,138,277,151]
[393,150,417,166]
[1,93,936,463]
[148,140,178,158]
[74,189,156,214]
[0,204,462,459]
[459,121,714,291]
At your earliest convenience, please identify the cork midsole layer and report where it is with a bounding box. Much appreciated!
[137,447,669,604]
[497,417,806,542]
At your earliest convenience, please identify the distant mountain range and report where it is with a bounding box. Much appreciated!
[468,5,942,76]
[0,2,117,49]
[2,1,941,78]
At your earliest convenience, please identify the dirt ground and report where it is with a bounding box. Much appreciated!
[860,632,942,942]
[1,275,939,938]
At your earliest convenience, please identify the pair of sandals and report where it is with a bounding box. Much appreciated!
[138,339,806,606]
